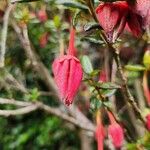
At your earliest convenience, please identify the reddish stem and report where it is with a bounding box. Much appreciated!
[107,111,116,124]
[68,27,76,56]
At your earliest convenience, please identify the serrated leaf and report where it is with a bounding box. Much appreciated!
[81,55,93,74]
[125,64,146,71]
[56,0,88,10]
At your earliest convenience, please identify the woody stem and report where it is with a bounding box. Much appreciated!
[111,48,145,123]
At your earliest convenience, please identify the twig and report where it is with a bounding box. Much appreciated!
[0,98,31,106]
[0,97,95,132]
[112,49,145,123]
[0,4,15,68]
[0,104,38,116]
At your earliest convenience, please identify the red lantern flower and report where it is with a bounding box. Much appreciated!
[146,114,150,131]
[107,111,124,148]
[96,1,129,42]
[52,28,83,106]
[134,0,150,28]
[95,1,145,42]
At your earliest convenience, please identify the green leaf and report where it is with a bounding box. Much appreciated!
[82,37,104,45]
[11,0,40,3]
[56,0,88,10]
[84,22,101,32]
[81,55,93,74]
[143,50,150,70]
[53,15,61,28]
[126,143,137,150]
[90,96,102,111]
[89,69,100,77]
[102,89,117,97]
[72,10,81,27]
[24,88,40,101]
[98,82,121,89]
[125,64,146,71]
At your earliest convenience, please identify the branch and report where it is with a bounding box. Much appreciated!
[0,4,15,68]
[0,98,31,106]
[0,97,95,132]
[0,104,38,116]
[112,48,145,123]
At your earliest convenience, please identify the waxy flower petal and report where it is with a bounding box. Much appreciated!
[134,0,150,28]
[52,55,83,106]
[127,11,143,37]
[96,1,148,41]
[96,1,128,42]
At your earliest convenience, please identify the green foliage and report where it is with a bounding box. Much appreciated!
[90,96,102,112]
[81,55,93,74]
[143,51,150,70]
[24,88,40,101]
[56,0,88,10]
[125,64,146,71]
[0,115,80,150]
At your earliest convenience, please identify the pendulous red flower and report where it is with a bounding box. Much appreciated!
[95,1,129,42]
[146,114,150,131]
[52,28,83,106]
[134,0,150,28]
[107,111,124,148]
[95,1,147,42]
